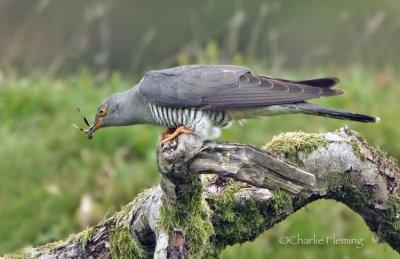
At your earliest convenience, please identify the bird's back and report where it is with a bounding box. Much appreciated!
[138,64,342,110]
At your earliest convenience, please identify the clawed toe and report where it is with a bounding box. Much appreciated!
[160,126,193,146]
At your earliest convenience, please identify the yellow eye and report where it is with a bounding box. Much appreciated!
[98,107,107,116]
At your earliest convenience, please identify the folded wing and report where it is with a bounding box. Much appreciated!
[138,65,344,110]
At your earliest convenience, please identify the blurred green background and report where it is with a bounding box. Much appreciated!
[0,1,399,258]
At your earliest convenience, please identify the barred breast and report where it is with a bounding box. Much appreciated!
[148,104,231,138]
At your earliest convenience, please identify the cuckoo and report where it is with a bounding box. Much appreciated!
[75,65,378,144]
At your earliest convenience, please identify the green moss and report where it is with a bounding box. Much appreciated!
[10,232,85,258]
[209,182,266,251]
[158,181,214,258]
[380,195,400,248]
[370,145,399,171]
[385,195,400,227]
[37,238,68,252]
[264,131,328,165]
[387,195,400,215]
[326,170,348,190]
[109,192,151,259]
[350,139,364,160]
[347,129,399,168]
[3,252,27,259]
[78,227,97,248]
[109,224,148,259]
[271,190,294,214]
[114,201,135,224]
[336,185,368,206]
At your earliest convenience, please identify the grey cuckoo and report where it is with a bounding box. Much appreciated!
[78,65,378,144]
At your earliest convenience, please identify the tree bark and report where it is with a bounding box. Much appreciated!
[4,127,400,258]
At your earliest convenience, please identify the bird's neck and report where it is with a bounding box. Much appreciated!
[122,86,153,125]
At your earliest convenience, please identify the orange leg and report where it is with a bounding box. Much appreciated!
[161,126,193,146]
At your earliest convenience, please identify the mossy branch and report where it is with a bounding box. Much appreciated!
[4,127,399,258]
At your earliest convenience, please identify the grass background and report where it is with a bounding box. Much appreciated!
[0,67,399,258]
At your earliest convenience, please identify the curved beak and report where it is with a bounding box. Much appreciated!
[86,118,103,139]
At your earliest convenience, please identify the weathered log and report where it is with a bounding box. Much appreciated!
[4,127,399,258]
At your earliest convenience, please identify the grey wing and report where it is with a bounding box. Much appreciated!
[138,65,343,110]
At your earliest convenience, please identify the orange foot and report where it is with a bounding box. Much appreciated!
[161,126,193,146]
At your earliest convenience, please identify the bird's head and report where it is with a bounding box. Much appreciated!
[85,92,129,139]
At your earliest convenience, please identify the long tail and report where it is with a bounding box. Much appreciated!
[282,102,379,123]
